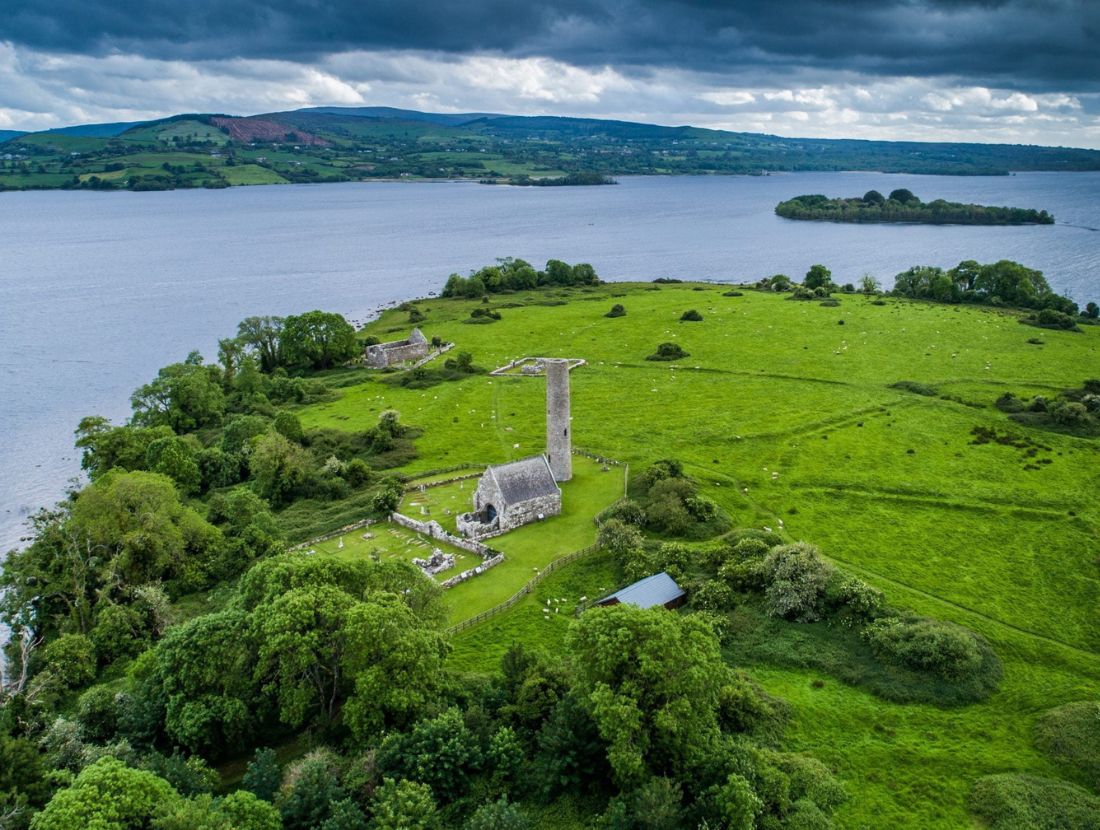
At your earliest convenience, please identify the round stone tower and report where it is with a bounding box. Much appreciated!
[545,359,572,482]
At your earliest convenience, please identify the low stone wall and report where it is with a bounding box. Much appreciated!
[439,553,505,589]
[390,512,491,556]
[289,518,377,551]
[410,342,454,369]
[404,471,481,493]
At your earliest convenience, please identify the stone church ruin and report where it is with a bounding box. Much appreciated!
[365,327,430,368]
[459,357,580,538]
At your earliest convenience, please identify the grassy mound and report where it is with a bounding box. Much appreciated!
[969,774,1100,830]
[1035,701,1100,789]
[724,599,1001,706]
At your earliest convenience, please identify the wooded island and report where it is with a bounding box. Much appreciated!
[775,189,1054,225]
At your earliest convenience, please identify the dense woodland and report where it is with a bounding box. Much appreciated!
[2,259,1098,829]
[4,108,1100,192]
[775,189,1054,225]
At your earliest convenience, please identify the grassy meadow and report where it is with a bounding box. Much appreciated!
[296,283,1100,828]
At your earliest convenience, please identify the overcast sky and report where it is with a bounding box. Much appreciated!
[1,0,1097,147]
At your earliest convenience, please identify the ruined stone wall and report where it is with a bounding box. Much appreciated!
[365,340,429,368]
[439,553,505,589]
[389,512,490,555]
[502,491,561,530]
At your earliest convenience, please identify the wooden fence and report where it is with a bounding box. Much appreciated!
[447,543,599,636]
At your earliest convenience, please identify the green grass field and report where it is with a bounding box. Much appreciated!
[220,164,288,185]
[312,521,480,578]
[297,283,1100,828]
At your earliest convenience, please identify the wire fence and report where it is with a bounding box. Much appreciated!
[447,543,600,635]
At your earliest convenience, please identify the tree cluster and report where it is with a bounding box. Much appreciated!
[236,311,360,373]
[441,258,600,298]
[891,259,1090,315]
[601,460,727,541]
[996,380,1100,436]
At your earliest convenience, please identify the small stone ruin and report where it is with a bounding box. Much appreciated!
[413,548,456,576]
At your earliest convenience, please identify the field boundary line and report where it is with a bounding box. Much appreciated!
[792,484,1073,517]
[832,556,1100,663]
[447,543,600,636]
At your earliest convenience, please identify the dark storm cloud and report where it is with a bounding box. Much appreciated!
[2,0,1096,91]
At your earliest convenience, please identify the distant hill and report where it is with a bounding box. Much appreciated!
[296,106,503,126]
[2,105,1099,191]
[43,121,147,138]
[0,130,27,142]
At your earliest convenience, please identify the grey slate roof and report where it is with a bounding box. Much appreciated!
[488,455,559,506]
[599,572,686,609]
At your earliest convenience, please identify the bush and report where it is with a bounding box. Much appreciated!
[601,499,647,527]
[680,309,703,322]
[644,479,696,536]
[597,518,644,558]
[804,264,832,290]
[1051,401,1089,425]
[368,477,404,514]
[863,617,983,680]
[243,747,283,803]
[443,352,476,373]
[43,633,98,689]
[465,798,531,830]
[76,685,120,743]
[1037,308,1078,329]
[730,537,771,560]
[691,580,735,611]
[90,603,149,664]
[890,380,938,397]
[826,576,885,622]
[995,392,1026,413]
[968,774,1100,830]
[274,411,305,444]
[605,304,626,318]
[469,308,501,322]
[646,343,689,361]
[1035,701,1100,788]
[344,458,373,488]
[760,544,833,622]
[718,559,765,592]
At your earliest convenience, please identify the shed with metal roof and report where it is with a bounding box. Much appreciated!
[596,572,687,610]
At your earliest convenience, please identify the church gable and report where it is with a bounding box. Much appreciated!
[458,455,561,539]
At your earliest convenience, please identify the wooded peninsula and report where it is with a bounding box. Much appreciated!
[775,189,1055,225]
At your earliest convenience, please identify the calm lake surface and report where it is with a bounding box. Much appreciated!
[2,171,1099,551]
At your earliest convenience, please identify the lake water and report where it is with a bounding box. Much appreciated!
[2,171,1098,551]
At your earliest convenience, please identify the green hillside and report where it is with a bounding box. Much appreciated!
[3,106,1100,191]
[296,283,1100,828]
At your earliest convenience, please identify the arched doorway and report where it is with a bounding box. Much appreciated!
[485,503,498,523]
